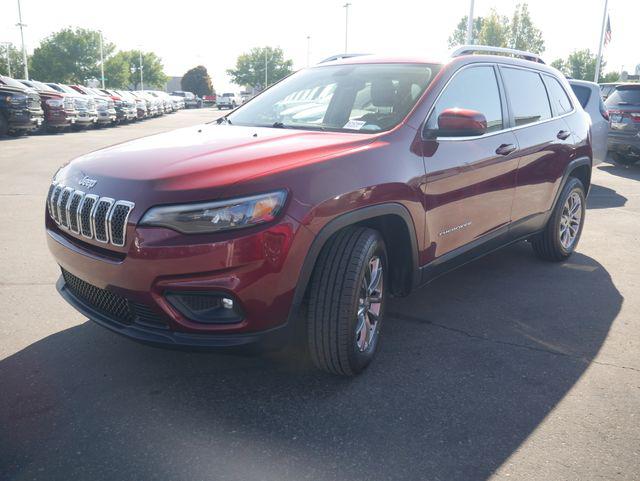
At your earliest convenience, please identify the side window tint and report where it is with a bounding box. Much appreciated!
[502,68,552,126]
[570,85,591,109]
[545,75,573,114]
[426,66,503,134]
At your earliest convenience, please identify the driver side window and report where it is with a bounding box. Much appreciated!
[426,66,503,134]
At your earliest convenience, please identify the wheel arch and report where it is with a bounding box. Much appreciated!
[286,203,420,324]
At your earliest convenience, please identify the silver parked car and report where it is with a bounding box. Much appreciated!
[569,79,609,165]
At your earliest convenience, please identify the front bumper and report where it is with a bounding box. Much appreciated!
[608,131,640,153]
[7,107,43,131]
[56,275,292,350]
[97,109,117,124]
[47,214,314,350]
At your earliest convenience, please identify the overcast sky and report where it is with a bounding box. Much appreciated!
[2,0,637,91]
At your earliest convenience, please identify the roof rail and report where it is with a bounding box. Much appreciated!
[450,45,545,64]
[318,53,371,64]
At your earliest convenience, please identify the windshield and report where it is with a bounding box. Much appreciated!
[606,86,640,106]
[1,76,27,89]
[228,63,438,133]
[34,81,58,93]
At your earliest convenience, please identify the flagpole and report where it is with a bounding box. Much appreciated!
[594,0,609,83]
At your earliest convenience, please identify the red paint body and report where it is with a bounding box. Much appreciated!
[46,54,592,348]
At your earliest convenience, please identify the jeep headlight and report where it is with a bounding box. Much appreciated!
[139,191,287,234]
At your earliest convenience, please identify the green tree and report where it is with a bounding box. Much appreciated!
[0,43,25,77]
[551,49,617,82]
[103,50,167,89]
[477,9,509,48]
[509,3,544,54]
[30,28,114,83]
[227,46,293,89]
[447,16,484,48]
[447,2,544,53]
[181,65,213,96]
[103,51,131,88]
[551,49,597,80]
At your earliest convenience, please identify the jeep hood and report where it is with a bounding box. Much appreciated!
[59,123,377,196]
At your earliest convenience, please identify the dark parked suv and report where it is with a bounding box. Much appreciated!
[0,75,44,136]
[605,83,640,164]
[46,46,592,375]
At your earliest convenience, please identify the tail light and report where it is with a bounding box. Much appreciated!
[600,106,609,121]
[630,112,640,123]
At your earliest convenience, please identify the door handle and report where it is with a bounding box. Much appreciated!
[495,143,517,156]
[557,130,571,140]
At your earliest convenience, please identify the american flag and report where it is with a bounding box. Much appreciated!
[604,15,612,46]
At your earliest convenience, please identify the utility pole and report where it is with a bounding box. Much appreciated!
[343,3,351,53]
[1,43,11,77]
[16,0,28,79]
[99,31,105,89]
[594,0,609,83]
[306,35,311,67]
[264,48,268,89]
[465,0,475,45]
[139,49,144,90]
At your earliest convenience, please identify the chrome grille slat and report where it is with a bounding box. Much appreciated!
[50,185,63,224]
[68,191,84,234]
[47,182,134,248]
[58,187,74,229]
[108,201,134,247]
[91,198,114,243]
[79,194,98,238]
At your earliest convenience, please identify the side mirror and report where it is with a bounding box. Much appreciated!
[435,108,487,137]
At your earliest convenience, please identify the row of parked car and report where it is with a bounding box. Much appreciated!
[0,75,201,136]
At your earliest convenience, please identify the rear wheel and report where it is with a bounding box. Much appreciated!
[307,227,387,376]
[612,151,639,165]
[531,177,586,261]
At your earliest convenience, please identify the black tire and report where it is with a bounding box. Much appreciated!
[531,177,586,262]
[612,151,639,165]
[307,226,387,376]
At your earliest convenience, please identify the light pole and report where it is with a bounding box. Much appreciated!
[465,0,475,45]
[306,35,311,67]
[594,0,609,83]
[99,31,105,89]
[16,0,28,79]
[264,48,268,89]
[343,3,351,53]
[139,49,144,90]
[1,43,11,77]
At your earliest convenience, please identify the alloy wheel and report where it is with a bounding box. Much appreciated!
[560,191,582,249]
[356,256,383,352]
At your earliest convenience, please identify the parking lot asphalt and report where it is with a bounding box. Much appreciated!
[1,108,639,481]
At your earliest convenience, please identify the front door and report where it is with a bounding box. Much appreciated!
[421,65,519,263]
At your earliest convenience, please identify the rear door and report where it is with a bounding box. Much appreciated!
[500,66,575,224]
[422,64,519,260]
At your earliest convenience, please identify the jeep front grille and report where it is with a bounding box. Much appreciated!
[47,182,134,247]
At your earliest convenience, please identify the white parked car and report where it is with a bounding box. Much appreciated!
[217,92,241,110]
[569,79,609,165]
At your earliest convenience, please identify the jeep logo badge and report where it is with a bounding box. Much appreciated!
[78,175,97,189]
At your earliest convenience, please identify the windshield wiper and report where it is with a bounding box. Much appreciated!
[216,116,232,125]
[272,121,285,128]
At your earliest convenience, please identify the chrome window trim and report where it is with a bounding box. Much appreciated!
[79,194,99,239]
[57,187,75,230]
[91,197,115,244]
[422,62,576,142]
[107,200,135,247]
[68,190,85,234]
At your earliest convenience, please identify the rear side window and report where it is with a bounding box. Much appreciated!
[544,76,573,114]
[426,66,503,133]
[605,86,640,107]
[501,68,551,126]
[571,85,592,108]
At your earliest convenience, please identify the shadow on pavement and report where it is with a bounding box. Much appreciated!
[0,243,622,481]
[587,183,627,209]
[598,162,640,181]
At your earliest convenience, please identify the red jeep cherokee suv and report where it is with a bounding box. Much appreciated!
[46,46,592,375]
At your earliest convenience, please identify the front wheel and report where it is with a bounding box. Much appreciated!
[306,227,387,376]
[531,177,586,261]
